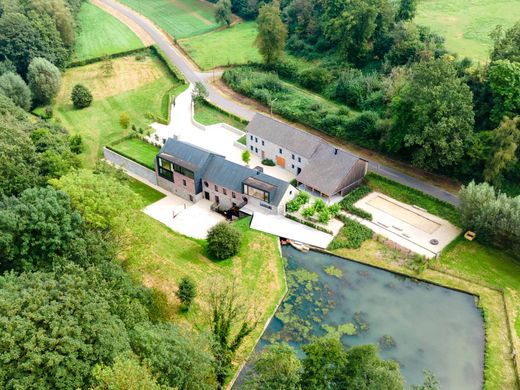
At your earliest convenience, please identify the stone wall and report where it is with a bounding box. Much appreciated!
[103,147,157,185]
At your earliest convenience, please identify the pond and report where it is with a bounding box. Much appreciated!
[236,246,485,389]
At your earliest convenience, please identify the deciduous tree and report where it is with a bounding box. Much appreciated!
[215,0,233,27]
[396,0,417,21]
[488,59,520,123]
[28,57,62,104]
[256,2,287,65]
[484,116,520,183]
[71,84,93,108]
[207,221,241,260]
[0,72,32,111]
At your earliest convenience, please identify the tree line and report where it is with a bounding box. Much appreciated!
[223,0,520,194]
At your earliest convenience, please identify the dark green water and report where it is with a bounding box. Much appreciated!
[238,246,485,389]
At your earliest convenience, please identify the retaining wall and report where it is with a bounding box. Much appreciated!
[103,147,157,185]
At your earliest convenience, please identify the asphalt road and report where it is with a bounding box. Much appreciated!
[98,0,460,206]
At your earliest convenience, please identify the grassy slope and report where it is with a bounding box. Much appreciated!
[194,101,247,130]
[119,0,218,38]
[54,55,181,168]
[179,21,260,69]
[111,138,160,169]
[416,0,520,62]
[74,2,144,62]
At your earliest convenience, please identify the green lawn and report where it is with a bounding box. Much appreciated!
[119,0,219,38]
[365,172,461,226]
[54,55,182,168]
[110,138,160,170]
[194,100,248,130]
[179,21,260,69]
[415,0,520,62]
[73,1,144,62]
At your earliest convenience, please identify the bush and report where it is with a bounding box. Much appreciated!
[286,191,310,212]
[175,277,196,311]
[329,216,373,249]
[302,206,315,219]
[261,158,275,166]
[69,134,84,154]
[318,209,331,224]
[119,112,130,129]
[71,84,92,109]
[313,198,326,212]
[207,222,241,260]
[298,67,333,92]
[339,185,373,220]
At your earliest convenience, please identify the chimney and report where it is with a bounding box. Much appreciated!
[334,148,338,155]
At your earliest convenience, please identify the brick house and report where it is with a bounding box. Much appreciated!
[155,138,295,215]
[246,113,368,199]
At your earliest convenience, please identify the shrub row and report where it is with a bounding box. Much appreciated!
[285,214,333,235]
[68,47,150,68]
[149,45,186,84]
[339,185,373,220]
[200,99,249,128]
[329,216,373,250]
[222,67,383,150]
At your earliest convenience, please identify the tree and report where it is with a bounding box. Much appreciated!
[192,81,209,104]
[244,343,302,390]
[28,57,62,104]
[29,0,76,48]
[396,0,417,21]
[490,22,520,63]
[256,3,287,65]
[488,59,520,123]
[71,84,93,108]
[27,10,69,68]
[215,0,233,27]
[119,112,130,129]
[130,323,217,390]
[208,283,257,386]
[207,221,241,260]
[0,265,131,389]
[0,186,84,272]
[69,134,84,154]
[484,116,520,183]
[92,353,164,390]
[0,72,32,111]
[242,149,251,165]
[388,58,474,171]
[176,277,197,311]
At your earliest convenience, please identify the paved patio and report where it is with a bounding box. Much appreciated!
[144,196,225,239]
[147,85,294,183]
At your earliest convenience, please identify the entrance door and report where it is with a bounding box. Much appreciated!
[261,150,265,159]
[276,155,286,168]
[204,191,210,200]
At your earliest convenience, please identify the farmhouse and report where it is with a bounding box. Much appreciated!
[246,114,368,199]
[155,138,296,215]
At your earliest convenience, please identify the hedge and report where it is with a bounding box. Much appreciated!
[68,47,150,68]
[149,45,186,84]
[329,216,373,250]
[339,185,373,220]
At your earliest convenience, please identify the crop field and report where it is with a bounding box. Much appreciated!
[73,2,144,62]
[54,54,182,167]
[415,0,520,61]
[179,21,260,69]
[119,0,219,38]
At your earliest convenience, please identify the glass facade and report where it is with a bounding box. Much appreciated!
[157,157,194,181]
[243,184,270,202]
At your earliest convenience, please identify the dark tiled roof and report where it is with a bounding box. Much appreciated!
[246,113,323,158]
[296,143,362,196]
[159,139,220,172]
[203,156,290,207]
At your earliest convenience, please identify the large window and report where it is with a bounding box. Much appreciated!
[243,184,269,202]
[158,158,173,181]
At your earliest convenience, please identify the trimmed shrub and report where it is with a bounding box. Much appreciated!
[207,222,241,260]
[71,84,92,109]
[261,158,275,166]
[329,216,373,249]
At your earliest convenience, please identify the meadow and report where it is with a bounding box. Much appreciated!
[119,0,219,38]
[415,0,520,61]
[54,54,183,167]
[73,1,144,62]
[179,21,260,69]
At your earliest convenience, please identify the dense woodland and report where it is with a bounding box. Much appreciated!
[0,0,518,387]
[222,0,520,195]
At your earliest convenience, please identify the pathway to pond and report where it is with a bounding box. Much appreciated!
[237,246,485,389]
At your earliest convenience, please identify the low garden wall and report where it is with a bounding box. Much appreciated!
[103,147,157,185]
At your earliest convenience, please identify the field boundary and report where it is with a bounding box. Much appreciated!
[68,46,150,68]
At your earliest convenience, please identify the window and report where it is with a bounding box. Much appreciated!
[298,157,301,162]
[279,148,282,154]
[255,147,258,153]
[255,137,258,143]
[158,158,173,181]
[292,164,294,169]
[232,192,236,198]
[243,184,269,202]
[214,185,218,192]
[292,154,295,160]
[215,195,220,204]
[189,195,193,202]
[250,145,253,151]
[183,179,187,187]
[204,181,209,187]
[262,140,264,146]
[223,188,227,195]
[250,135,253,140]
[162,158,195,179]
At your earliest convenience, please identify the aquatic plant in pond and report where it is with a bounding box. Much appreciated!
[252,247,485,389]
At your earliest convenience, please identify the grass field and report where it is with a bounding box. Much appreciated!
[117,182,286,378]
[110,138,159,169]
[54,54,182,168]
[119,0,219,38]
[73,2,144,62]
[194,100,248,130]
[179,21,260,69]
[416,0,520,61]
